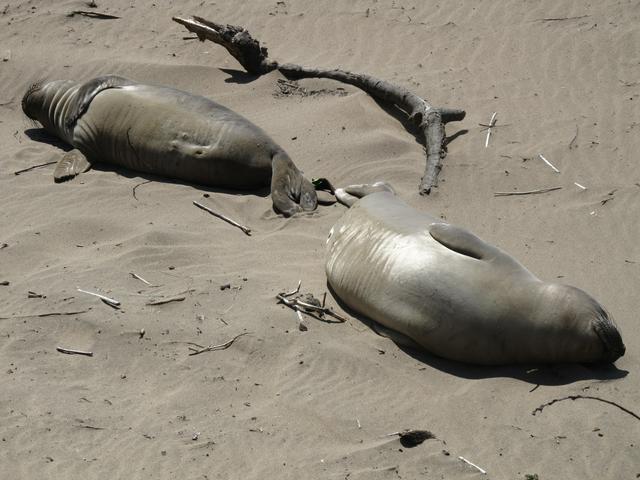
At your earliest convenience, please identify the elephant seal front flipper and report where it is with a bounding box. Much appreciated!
[65,75,134,128]
[53,149,92,182]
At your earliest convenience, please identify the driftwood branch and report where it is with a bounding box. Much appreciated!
[173,15,466,194]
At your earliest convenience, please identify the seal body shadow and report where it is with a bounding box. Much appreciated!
[22,75,317,216]
[326,190,625,365]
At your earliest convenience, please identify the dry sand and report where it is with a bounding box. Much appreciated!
[1,1,639,478]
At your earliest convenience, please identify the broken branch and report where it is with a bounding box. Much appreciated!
[173,15,465,194]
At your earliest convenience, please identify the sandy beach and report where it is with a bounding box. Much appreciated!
[1,1,639,478]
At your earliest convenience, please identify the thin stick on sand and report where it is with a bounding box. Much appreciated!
[494,187,562,197]
[67,10,120,19]
[129,272,160,287]
[532,395,640,421]
[193,201,251,236]
[484,112,497,148]
[56,347,94,357]
[14,161,57,175]
[574,182,586,190]
[538,153,560,173]
[77,288,121,307]
[188,332,250,356]
[458,456,487,475]
[0,309,91,319]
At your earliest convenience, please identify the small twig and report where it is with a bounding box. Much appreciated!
[494,187,562,196]
[57,347,93,357]
[188,332,250,356]
[67,10,120,19]
[536,15,589,22]
[146,295,185,306]
[538,154,560,173]
[356,418,361,429]
[77,287,120,307]
[532,395,640,421]
[14,161,57,175]
[276,293,347,322]
[282,280,302,297]
[484,112,497,148]
[569,126,579,150]
[130,272,157,287]
[574,182,586,190]
[75,424,105,430]
[458,456,487,475]
[193,201,251,236]
[295,307,308,331]
[132,179,151,200]
[0,309,90,319]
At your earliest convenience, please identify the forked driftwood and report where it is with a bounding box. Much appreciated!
[172,16,466,194]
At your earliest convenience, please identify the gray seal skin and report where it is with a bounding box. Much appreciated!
[21,75,317,217]
[326,184,625,365]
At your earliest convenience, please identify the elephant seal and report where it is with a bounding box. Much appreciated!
[326,183,625,365]
[21,75,317,216]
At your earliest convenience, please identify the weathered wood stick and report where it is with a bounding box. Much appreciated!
[173,16,466,194]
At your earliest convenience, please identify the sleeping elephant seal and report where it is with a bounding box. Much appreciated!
[326,183,625,365]
[21,75,317,217]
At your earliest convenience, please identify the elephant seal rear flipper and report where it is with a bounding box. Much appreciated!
[53,149,92,182]
[270,151,317,216]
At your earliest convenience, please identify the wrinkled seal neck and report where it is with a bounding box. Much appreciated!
[22,80,80,144]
